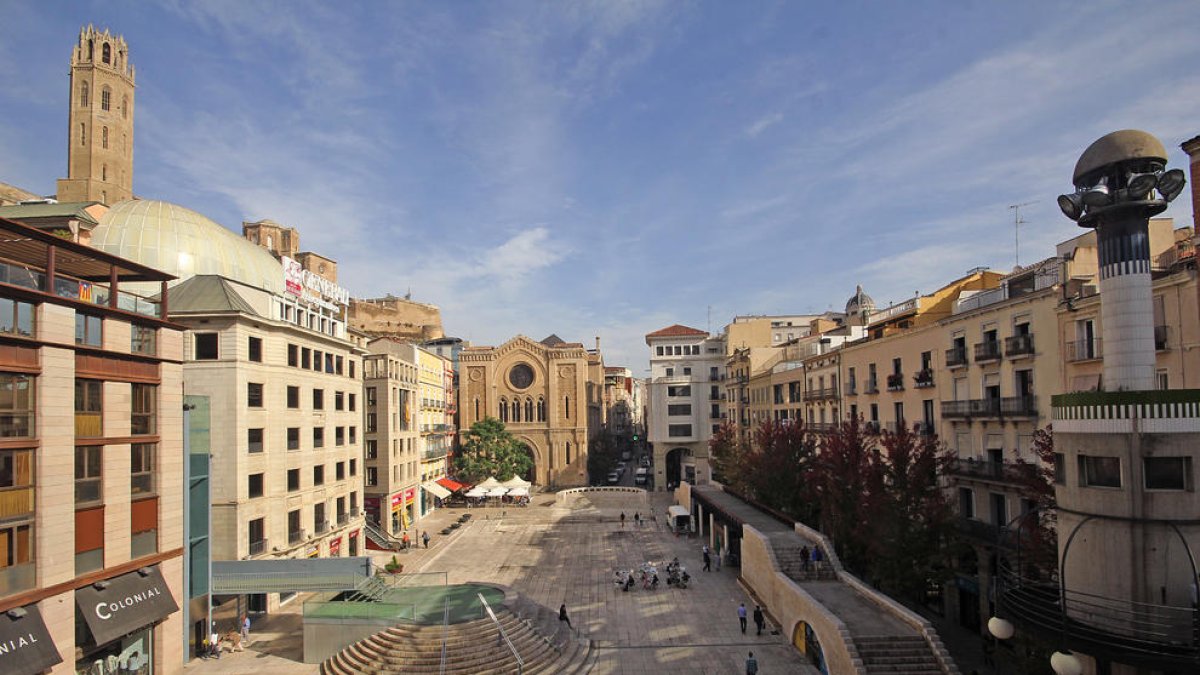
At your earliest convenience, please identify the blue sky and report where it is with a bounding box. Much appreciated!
[1,1,1198,369]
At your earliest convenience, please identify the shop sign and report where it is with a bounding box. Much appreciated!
[0,604,63,675]
[390,492,403,511]
[402,487,416,504]
[349,529,358,539]
[74,566,179,647]
[329,537,341,555]
[306,545,320,558]
[282,256,350,310]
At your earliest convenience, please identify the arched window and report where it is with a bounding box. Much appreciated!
[88,40,93,61]
[101,164,107,181]
[121,95,128,119]
[536,397,545,422]
[566,441,571,464]
[80,82,89,107]
[524,398,533,422]
[79,123,86,146]
[499,397,508,422]
[102,127,108,149]
[101,87,111,111]
[564,396,570,419]
[102,43,111,64]
[474,398,480,420]
[512,399,521,423]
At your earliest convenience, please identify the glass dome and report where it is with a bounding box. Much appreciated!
[91,199,284,293]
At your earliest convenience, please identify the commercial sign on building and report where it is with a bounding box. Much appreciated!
[282,256,350,310]
[0,605,63,675]
[74,566,179,647]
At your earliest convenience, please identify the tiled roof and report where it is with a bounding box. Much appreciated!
[645,324,708,338]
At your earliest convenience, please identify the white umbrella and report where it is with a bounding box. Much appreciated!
[486,487,509,498]
[477,477,503,490]
[465,487,488,498]
[508,487,529,498]
[501,476,531,489]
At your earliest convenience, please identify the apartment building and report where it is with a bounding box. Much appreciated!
[0,215,184,674]
[416,346,453,518]
[646,325,726,489]
[362,339,420,540]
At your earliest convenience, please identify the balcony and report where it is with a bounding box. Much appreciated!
[956,516,1005,545]
[945,346,968,368]
[913,369,934,389]
[864,421,881,433]
[844,383,857,397]
[1000,395,1038,417]
[947,457,1029,484]
[0,412,34,438]
[315,519,330,534]
[248,538,269,556]
[1005,334,1035,358]
[1154,325,1169,351]
[1066,338,1102,362]
[807,422,836,432]
[940,398,1001,419]
[916,421,936,437]
[422,447,449,461]
[288,529,306,546]
[863,378,879,395]
[973,340,1002,363]
[337,512,349,527]
[886,373,904,392]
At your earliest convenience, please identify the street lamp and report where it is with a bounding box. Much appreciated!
[1049,650,1083,675]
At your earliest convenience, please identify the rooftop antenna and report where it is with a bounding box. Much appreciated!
[707,305,711,334]
[1009,201,1036,268]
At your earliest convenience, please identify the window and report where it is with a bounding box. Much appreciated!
[121,95,128,119]
[349,426,357,444]
[75,313,102,347]
[366,387,376,407]
[335,391,345,411]
[286,427,299,450]
[288,344,298,366]
[247,383,264,408]
[336,356,344,375]
[248,336,263,362]
[365,440,377,460]
[301,347,311,369]
[366,466,378,487]
[0,373,34,438]
[1144,457,1191,491]
[313,389,324,410]
[667,404,692,416]
[958,487,975,519]
[683,367,692,376]
[248,428,264,453]
[525,398,533,422]
[101,86,111,110]
[1079,455,1122,488]
[666,386,691,397]
[349,361,355,378]
[129,384,157,435]
[366,413,377,433]
[656,346,663,356]
[102,126,108,149]
[313,427,324,448]
[668,424,692,437]
[313,465,325,486]
[1053,453,1065,484]
[0,448,34,592]
[75,446,102,504]
[564,396,570,419]
[248,517,266,554]
[102,43,111,64]
[325,353,334,374]
[287,509,302,543]
[665,368,674,377]
[80,123,86,146]
[0,298,34,338]
[80,81,89,107]
[75,379,102,437]
[287,386,300,409]
[349,393,357,411]
[350,459,357,476]
[131,324,156,355]
[336,462,346,481]
[287,468,300,492]
[194,333,218,360]
[335,427,345,446]
[248,473,264,498]
[130,443,155,496]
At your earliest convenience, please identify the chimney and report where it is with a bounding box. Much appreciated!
[594,336,601,352]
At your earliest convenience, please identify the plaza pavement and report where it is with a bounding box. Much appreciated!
[185,489,817,674]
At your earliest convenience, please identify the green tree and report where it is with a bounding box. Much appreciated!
[454,417,534,482]
[588,428,621,484]
[709,422,747,492]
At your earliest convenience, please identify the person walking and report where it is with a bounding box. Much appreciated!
[241,614,250,644]
[800,545,810,572]
[422,531,430,549]
[737,603,747,633]
[703,549,711,572]
[634,512,640,528]
[620,512,626,528]
[559,604,572,630]
[813,544,824,570]
[745,651,758,674]
[753,605,765,636]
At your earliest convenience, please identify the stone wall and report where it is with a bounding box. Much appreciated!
[349,297,444,341]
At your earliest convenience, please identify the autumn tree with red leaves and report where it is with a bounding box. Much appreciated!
[743,420,819,524]
[709,422,748,493]
[814,417,886,574]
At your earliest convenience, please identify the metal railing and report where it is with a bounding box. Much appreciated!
[945,346,968,368]
[886,373,904,391]
[248,538,268,556]
[288,529,306,545]
[863,378,879,394]
[1066,338,1102,362]
[1154,325,1169,351]
[479,592,522,674]
[439,598,450,675]
[974,340,1002,362]
[913,369,934,388]
[1005,334,1035,357]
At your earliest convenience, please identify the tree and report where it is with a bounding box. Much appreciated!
[870,424,956,601]
[813,417,886,575]
[1006,425,1059,578]
[709,422,748,492]
[454,417,534,482]
[588,428,621,484]
[743,420,818,524]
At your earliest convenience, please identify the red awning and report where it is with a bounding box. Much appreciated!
[437,478,467,492]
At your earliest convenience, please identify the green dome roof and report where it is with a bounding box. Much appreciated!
[91,200,284,293]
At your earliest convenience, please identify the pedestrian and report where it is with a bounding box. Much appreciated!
[813,544,824,569]
[402,532,410,549]
[753,605,765,636]
[746,650,758,674]
[559,604,572,629]
[715,547,722,571]
[634,512,640,528]
[620,512,626,528]
[737,603,747,633]
[703,550,711,572]
[241,614,250,643]
[800,545,810,572]
[422,531,430,549]
[209,627,222,659]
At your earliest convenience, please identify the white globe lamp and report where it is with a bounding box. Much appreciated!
[1050,650,1083,675]
[987,616,1014,640]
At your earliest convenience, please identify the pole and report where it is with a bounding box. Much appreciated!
[1009,201,1036,268]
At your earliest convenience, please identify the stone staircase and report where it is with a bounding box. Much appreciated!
[320,604,595,674]
[770,539,837,582]
[854,635,945,674]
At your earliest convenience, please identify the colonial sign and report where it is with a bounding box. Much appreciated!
[0,605,62,675]
[75,566,179,646]
[281,256,349,310]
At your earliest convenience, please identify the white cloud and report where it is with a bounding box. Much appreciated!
[744,112,784,138]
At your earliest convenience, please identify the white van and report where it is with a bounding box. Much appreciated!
[634,467,649,485]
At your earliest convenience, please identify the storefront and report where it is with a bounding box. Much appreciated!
[0,604,63,675]
[421,481,451,517]
[329,536,342,557]
[348,529,359,556]
[390,488,416,532]
[73,565,179,674]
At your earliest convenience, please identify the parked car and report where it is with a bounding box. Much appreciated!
[606,471,620,485]
[634,467,649,485]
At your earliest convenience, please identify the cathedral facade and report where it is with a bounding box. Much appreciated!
[458,335,600,487]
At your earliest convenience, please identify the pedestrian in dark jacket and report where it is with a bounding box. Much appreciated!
[753,605,765,635]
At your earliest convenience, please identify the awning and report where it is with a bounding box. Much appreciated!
[437,478,467,492]
[422,481,452,500]
[668,505,691,520]
[465,487,488,498]
[486,487,509,497]
[508,487,529,498]
[75,565,179,646]
[0,605,63,675]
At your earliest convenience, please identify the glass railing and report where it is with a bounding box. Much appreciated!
[0,257,162,318]
[0,412,34,438]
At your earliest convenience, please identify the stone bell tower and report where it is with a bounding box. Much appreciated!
[56,25,136,205]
